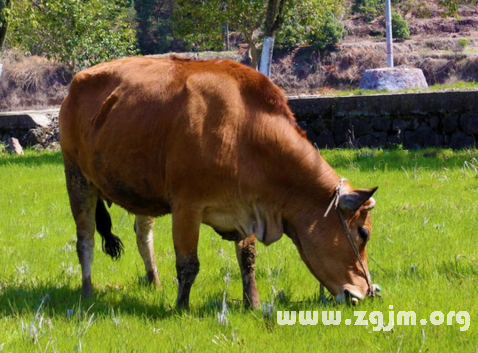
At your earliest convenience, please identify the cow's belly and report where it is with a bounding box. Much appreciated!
[202,206,255,239]
[89,172,171,217]
[202,203,283,244]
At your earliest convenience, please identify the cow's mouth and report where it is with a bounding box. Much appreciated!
[335,284,381,304]
[335,289,364,305]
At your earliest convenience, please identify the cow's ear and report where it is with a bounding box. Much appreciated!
[339,187,378,213]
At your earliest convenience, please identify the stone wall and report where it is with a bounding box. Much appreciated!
[288,91,478,149]
[1,91,478,151]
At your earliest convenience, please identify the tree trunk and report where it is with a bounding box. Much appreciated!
[244,30,259,69]
[0,23,7,52]
[258,0,286,77]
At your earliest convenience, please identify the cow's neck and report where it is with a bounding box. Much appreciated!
[279,151,342,240]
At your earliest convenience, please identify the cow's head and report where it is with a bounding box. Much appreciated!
[287,180,378,304]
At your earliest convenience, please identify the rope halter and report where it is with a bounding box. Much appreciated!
[322,177,379,301]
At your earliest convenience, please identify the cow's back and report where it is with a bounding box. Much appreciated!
[59,56,312,217]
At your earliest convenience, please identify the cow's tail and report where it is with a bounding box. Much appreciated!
[95,197,124,260]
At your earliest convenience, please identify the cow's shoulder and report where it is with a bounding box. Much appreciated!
[169,56,306,137]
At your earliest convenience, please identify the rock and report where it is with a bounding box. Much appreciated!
[7,137,24,155]
[1,132,11,143]
[370,117,392,132]
[392,119,415,132]
[440,115,459,134]
[371,132,388,147]
[311,118,328,134]
[450,132,475,149]
[317,129,336,149]
[429,115,441,130]
[403,123,444,149]
[355,134,379,148]
[351,118,373,137]
[387,133,403,147]
[333,119,353,145]
[0,111,52,130]
[459,114,478,135]
[359,68,428,91]
[21,128,46,146]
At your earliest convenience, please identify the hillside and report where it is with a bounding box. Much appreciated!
[272,2,478,94]
[0,1,477,111]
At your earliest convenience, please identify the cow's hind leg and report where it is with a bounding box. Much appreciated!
[235,235,260,308]
[172,206,201,310]
[135,215,160,286]
[64,161,98,298]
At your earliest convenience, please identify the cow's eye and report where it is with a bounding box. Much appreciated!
[358,227,370,242]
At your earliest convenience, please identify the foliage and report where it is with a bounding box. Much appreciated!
[0,0,10,51]
[6,0,138,71]
[1,149,478,351]
[174,0,344,67]
[134,0,180,54]
[391,11,410,40]
[437,0,476,16]
[454,38,468,54]
[275,9,344,52]
[0,0,9,27]
[352,0,385,22]
[308,12,345,52]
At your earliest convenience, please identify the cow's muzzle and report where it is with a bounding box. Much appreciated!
[335,289,363,305]
[335,284,381,305]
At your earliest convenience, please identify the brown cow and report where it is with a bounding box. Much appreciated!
[59,56,378,309]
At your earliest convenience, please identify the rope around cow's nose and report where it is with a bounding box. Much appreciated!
[323,177,381,300]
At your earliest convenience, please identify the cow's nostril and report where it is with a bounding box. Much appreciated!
[344,290,359,305]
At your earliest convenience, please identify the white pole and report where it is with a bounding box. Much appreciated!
[259,36,274,77]
[385,0,393,68]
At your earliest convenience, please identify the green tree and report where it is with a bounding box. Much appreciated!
[439,0,476,16]
[174,0,263,66]
[0,0,10,52]
[174,0,343,70]
[134,0,179,54]
[7,0,138,71]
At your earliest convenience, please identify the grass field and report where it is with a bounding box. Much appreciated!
[1,149,477,352]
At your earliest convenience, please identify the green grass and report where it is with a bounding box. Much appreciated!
[1,149,478,352]
[322,81,478,96]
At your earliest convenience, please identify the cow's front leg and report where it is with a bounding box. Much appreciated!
[235,235,260,308]
[172,207,201,310]
[135,215,160,286]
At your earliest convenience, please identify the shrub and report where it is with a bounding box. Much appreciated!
[454,38,468,54]
[275,23,307,50]
[392,12,410,40]
[353,0,385,22]
[308,12,345,52]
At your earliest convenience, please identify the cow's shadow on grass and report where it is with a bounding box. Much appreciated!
[0,283,177,320]
[0,283,340,321]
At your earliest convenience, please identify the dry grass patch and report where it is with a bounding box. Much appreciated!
[0,51,72,111]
